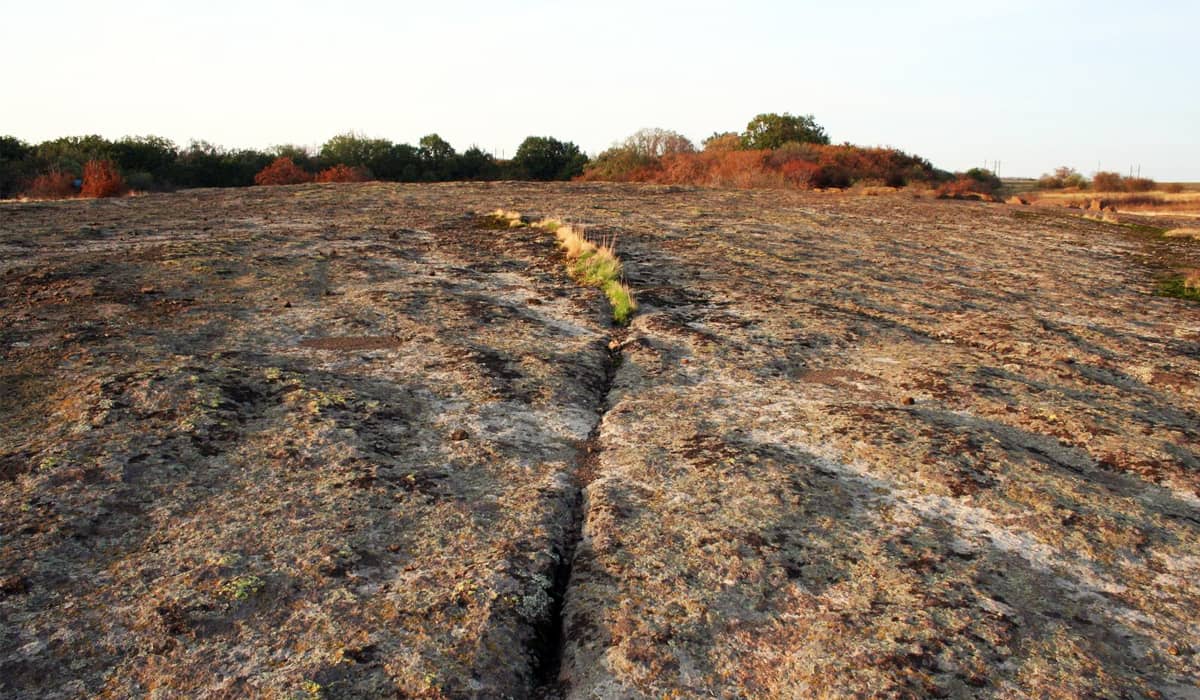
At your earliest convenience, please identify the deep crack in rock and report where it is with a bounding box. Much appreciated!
[531,332,624,699]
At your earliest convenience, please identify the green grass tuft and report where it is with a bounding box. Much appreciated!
[1157,275,1200,302]
[605,281,636,324]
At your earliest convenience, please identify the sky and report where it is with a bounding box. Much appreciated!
[3,0,1198,180]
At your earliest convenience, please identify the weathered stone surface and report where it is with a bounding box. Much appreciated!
[0,184,612,698]
[538,188,1200,698]
[2,183,1199,698]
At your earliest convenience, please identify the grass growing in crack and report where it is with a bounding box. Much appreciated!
[535,219,637,324]
[1117,221,1170,236]
[1158,271,1200,301]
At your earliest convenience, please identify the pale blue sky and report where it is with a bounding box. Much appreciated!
[3,0,1197,179]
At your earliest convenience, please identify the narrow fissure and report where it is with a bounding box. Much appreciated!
[531,331,625,698]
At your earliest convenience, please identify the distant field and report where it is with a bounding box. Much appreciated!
[1022,188,1200,220]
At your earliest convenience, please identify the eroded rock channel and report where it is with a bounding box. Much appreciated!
[2,182,1199,698]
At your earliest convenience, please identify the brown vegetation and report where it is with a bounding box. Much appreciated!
[936,176,996,200]
[1093,171,1157,193]
[21,170,76,199]
[1031,189,1200,215]
[80,159,127,198]
[315,164,371,183]
[1036,166,1087,190]
[581,143,937,189]
[253,157,313,186]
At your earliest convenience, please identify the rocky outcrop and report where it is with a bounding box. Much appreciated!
[2,183,1198,698]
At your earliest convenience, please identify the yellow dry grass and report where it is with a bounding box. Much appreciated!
[491,208,526,227]
[1030,190,1200,214]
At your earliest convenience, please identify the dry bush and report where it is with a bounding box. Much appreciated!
[1163,182,1185,194]
[702,133,743,152]
[1123,177,1156,192]
[1091,171,1157,193]
[936,177,994,201]
[23,170,76,199]
[315,164,371,183]
[80,160,127,198]
[254,157,313,186]
[578,148,657,182]
[1091,172,1122,192]
[1038,167,1087,190]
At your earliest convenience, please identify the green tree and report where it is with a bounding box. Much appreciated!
[418,134,456,180]
[34,135,114,174]
[740,113,830,149]
[319,132,393,170]
[0,136,33,198]
[418,133,454,161]
[371,143,422,181]
[169,140,270,188]
[456,146,498,180]
[964,167,1002,192]
[270,144,319,172]
[512,136,588,180]
[111,135,178,188]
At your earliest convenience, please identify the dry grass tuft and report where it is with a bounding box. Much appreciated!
[491,209,526,227]
[1165,227,1200,240]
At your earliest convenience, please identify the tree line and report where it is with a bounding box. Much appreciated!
[2,113,998,199]
[0,132,588,198]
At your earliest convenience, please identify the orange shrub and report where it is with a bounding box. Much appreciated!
[779,159,821,187]
[315,164,370,183]
[23,170,77,199]
[80,159,127,198]
[254,157,313,186]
